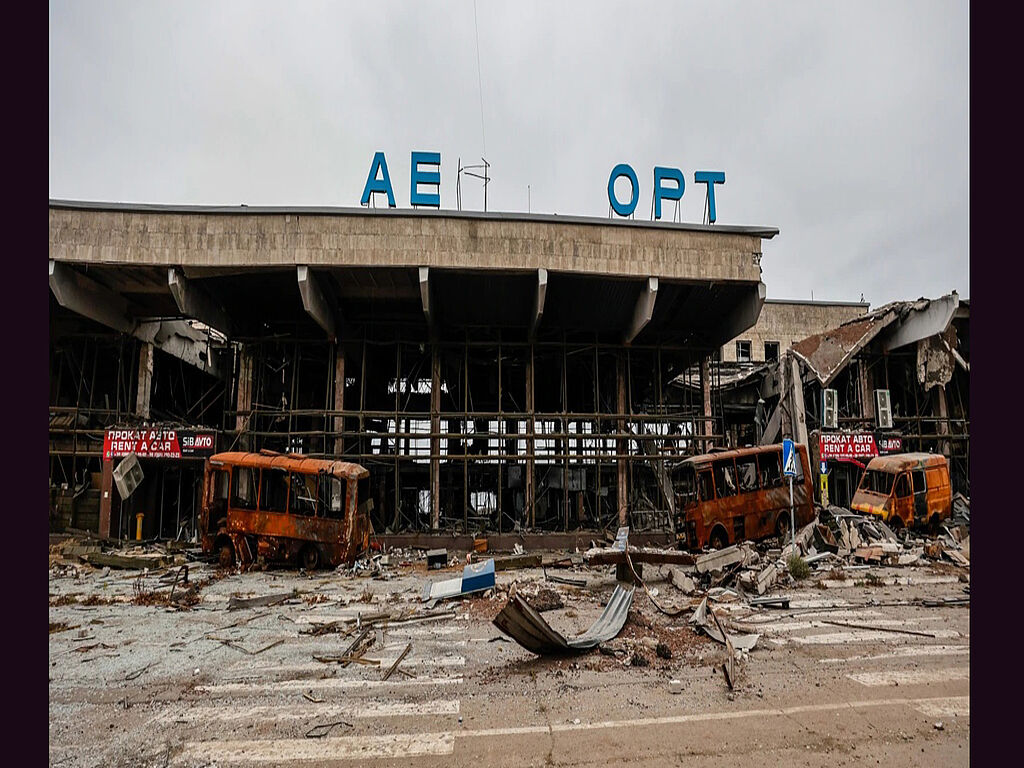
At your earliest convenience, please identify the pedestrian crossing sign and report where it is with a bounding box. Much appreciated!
[782,439,797,477]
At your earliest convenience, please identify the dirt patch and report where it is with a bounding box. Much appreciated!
[49,621,76,634]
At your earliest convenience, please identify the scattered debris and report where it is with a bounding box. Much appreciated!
[526,588,565,613]
[381,642,412,681]
[545,570,587,588]
[695,545,747,575]
[422,559,496,602]
[305,720,352,739]
[493,584,635,655]
[691,597,760,651]
[227,591,297,611]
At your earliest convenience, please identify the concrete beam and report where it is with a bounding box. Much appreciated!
[49,260,134,334]
[624,277,658,344]
[881,292,958,352]
[530,268,548,338]
[296,266,336,340]
[719,281,767,342]
[168,268,233,337]
[51,260,221,377]
[760,400,783,445]
[418,266,433,330]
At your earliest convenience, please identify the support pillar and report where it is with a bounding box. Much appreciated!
[333,346,345,456]
[525,347,535,529]
[932,385,951,458]
[430,345,441,530]
[616,356,628,527]
[135,342,154,419]
[859,360,875,422]
[236,346,255,449]
[700,355,713,452]
[788,354,809,448]
[99,457,114,539]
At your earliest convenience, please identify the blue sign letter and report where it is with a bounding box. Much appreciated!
[607,163,639,217]
[653,167,684,220]
[410,151,441,208]
[361,152,396,207]
[694,171,725,223]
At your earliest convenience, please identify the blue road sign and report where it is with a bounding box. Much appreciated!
[782,439,797,477]
[820,461,828,475]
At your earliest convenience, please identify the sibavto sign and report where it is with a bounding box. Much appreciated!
[360,151,726,222]
[103,429,217,460]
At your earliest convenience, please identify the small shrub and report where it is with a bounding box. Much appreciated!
[787,554,810,580]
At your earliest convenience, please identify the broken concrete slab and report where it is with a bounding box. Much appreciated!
[695,545,745,574]
[755,562,779,595]
[667,568,696,595]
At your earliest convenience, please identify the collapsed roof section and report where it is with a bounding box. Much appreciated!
[790,292,964,387]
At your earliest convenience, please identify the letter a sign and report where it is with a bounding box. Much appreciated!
[782,439,797,478]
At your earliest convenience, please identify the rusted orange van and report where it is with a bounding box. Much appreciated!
[851,453,951,532]
[200,450,372,569]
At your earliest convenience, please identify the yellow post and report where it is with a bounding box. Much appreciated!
[820,473,829,508]
[135,513,145,540]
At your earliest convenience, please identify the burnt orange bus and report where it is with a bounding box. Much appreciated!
[672,443,816,550]
[200,451,372,570]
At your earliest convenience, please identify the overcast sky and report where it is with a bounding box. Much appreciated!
[49,1,968,306]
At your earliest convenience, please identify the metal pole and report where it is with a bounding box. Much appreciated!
[789,476,796,550]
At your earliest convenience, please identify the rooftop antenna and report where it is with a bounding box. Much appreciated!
[460,158,491,212]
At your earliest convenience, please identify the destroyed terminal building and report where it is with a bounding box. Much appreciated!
[48,200,969,544]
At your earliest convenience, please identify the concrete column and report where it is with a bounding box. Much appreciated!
[789,355,809,448]
[236,346,255,448]
[430,345,441,530]
[135,342,154,419]
[333,346,345,456]
[932,386,951,458]
[525,347,535,528]
[98,458,114,539]
[700,355,712,452]
[617,356,628,527]
[858,360,875,422]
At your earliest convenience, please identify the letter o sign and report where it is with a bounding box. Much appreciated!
[607,163,639,217]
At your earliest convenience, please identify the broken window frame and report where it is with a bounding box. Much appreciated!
[764,341,780,363]
[735,340,752,363]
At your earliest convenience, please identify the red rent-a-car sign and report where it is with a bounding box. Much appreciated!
[103,429,216,460]
[819,433,902,461]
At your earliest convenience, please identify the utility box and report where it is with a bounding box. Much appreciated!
[112,454,144,499]
[426,549,448,570]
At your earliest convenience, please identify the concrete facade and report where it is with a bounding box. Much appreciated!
[48,204,769,282]
[721,299,869,363]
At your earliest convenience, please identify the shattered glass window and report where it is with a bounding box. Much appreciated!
[713,460,737,498]
[861,470,895,495]
[232,466,256,509]
[759,452,782,488]
[737,456,759,492]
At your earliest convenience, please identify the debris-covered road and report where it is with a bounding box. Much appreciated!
[49,532,969,767]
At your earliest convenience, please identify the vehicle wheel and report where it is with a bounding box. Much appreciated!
[708,527,728,551]
[218,541,236,568]
[301,545,321,571]
[776,513,791,541]
[888,514,903,532]
[928,514,941,537]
